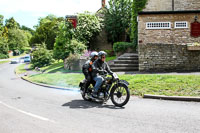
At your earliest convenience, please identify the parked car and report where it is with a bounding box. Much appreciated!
[24,56,31,62]
[10,59,20,64]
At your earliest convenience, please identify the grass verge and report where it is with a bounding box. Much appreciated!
[26,73,200,97]
[15,64,27,74]
[0,61,9,64]
[106,56,116,62]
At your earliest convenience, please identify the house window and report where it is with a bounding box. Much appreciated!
[175,21,188,29]
[146,22,171,29]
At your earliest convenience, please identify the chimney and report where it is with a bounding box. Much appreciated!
[102,0,105,8]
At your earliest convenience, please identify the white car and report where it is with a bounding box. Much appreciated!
[10,59,20,64]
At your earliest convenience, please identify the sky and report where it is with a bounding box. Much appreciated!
[0,0,107,29]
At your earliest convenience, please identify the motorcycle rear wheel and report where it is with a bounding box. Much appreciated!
[81,87,92,101]
[110,83,130,107]
[82,93,92,101]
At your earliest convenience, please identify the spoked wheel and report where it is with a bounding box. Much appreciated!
[110,84,130,107]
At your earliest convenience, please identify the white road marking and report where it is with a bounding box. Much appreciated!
[0,101,55,123]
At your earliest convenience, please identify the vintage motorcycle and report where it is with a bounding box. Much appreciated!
[79,73,130,107]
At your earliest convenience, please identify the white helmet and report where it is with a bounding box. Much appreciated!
[98,51,107,57]
[90,51,98,59]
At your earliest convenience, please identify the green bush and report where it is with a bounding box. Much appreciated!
[113,42,136,53]
[21,47,32,54]
[0,37,9,58]
[104,50,115,57]
[0,53,8,59]
[31,45,54,68]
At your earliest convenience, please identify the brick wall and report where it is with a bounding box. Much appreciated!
[139,43,200,72]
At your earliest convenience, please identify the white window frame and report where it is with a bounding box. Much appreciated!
[146,22,171,29]
[174,21,188,29]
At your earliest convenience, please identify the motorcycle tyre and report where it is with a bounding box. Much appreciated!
[110,83,130,107]
[81,92,92,101]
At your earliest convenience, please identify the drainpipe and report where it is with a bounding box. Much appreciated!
[172,0,174,11]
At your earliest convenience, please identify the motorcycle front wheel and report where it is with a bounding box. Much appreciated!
[110,83,130,107]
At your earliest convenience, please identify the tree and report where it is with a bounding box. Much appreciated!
[31,44,54,68]
[7,29,29,51]
[20,25,35,35]
[30,14,64,50]
[0,37,9,59]
[74,12,103,48]
[131,0,147,44]
[5,17,20,29]
[103,0,132,44]
[0,15,4,32]
[53,21,86,61]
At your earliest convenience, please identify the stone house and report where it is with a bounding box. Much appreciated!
[90,0,113,51]
[138,0,200,72]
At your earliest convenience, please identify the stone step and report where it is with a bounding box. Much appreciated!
[121,53,138,57]
[110,64,139,67]
[114,60,139,64]
[118,57,138,60]
[111,67,139,72]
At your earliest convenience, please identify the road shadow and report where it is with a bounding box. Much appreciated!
[62,100,124,110]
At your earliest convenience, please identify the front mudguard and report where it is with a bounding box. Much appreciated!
[110,82,129,94]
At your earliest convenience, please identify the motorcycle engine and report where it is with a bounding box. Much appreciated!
[99,92,104,99]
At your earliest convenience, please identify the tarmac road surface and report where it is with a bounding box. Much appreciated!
[0,62,200,133]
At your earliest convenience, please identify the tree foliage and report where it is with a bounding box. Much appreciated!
[7,29,29,51]
[74,12,103,47]
[0,14,9,59]
[20,25,35,35]
[31,44,54,68]
[30,14,64,50]
[0,15,3,31]
[103,0,132,43]
[131,0,147,44]
[0,37,9,59]
[5,17,20,29]
[53,21,86,61]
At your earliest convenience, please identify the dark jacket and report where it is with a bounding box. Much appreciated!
[82,60,93,78]
[91,59,113,77]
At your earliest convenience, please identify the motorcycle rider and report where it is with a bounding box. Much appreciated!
[91,51,113,97]
[82,51,98,90]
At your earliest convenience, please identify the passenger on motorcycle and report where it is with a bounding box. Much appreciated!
[91,51,113,97]
[82,51,98,89]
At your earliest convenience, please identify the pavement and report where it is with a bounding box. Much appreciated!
[1,62,200,133]
[116,71,200,75]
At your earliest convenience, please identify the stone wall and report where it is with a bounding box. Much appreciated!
[143,0,200,11]
[139,43,200,72]
[138,13,200,45]
[174,0,200,11]
[143,0,172,11]
[90,28,113,51]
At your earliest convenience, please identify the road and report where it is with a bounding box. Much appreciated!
[0,62,200,133]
